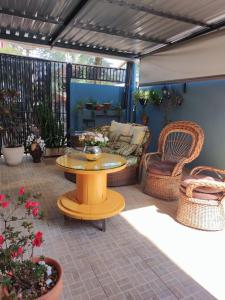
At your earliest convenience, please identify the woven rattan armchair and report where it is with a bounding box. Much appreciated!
[176,166,225,230]
[142,121,204,201]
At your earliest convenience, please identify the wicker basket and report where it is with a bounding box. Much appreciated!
[176,191,225,231]
[143,173,182,201]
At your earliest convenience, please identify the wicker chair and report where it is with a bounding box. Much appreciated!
[142,121,204,201]
[176,166,225,230]
[65,123,151,187]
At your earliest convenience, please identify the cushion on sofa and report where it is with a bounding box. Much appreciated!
[130,125,148,145]
[109,121,132,141]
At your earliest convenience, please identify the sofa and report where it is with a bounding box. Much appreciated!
[64,121,151,186]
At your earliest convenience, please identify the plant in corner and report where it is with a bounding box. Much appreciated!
[0,89,25,166]
[36,102,66,157]
[0,187,63,299]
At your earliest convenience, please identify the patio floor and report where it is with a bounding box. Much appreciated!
[0,156,224,300]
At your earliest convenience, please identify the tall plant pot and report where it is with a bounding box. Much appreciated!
[30,145,43,163]
[2,146,24,166]
[2,257,63,300]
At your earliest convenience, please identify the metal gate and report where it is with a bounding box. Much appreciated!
[0,53,127,150]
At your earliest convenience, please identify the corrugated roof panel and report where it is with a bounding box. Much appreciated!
[0,14,57,35]
[59,27,156,54]
[1,0,225,57]
[128,0,225,24]
[0,0,81,21]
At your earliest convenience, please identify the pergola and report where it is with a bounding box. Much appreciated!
[1,0,225,59]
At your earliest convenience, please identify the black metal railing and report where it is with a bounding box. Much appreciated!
[0,53,127,150]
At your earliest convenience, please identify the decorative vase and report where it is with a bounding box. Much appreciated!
[83,145,102,161]
[2,257,63,300]
[85,103,94,110]
[30,144,43,163]
[2,145,24,166]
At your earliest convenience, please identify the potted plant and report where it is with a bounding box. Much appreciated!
[103,102,111,111]
[95,103,104,111]
[83,132,109,161]
[160,86,184,125]
[26,133,45,163]
[36,102,66,157]
[133,89,150,106]
[0,89,25,166]
[0,187,63,299]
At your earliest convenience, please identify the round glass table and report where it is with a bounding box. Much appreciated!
[56,153,127,231]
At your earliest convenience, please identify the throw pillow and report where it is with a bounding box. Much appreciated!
[131,125,148,145]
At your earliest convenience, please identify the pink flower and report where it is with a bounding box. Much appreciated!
[17,247,23,255]
[18,187,25,196]
[32,231,43,247]
[32,207,39,217]
[0,235,4,246]
[25,201,39,209]
[1,201,9,208]
[0,194,5,202]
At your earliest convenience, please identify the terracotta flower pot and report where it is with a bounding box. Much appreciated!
[2,257,63,300]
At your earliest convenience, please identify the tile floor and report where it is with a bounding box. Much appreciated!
[0,156,224,300]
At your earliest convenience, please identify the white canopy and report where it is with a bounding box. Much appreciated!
[140,29,225,85]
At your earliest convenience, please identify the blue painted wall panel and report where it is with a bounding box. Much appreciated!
[138,80,225,168]
[70,82,125,132]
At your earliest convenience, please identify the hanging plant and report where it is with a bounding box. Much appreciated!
[133,89,150,107]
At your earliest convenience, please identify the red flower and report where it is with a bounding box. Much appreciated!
[17,247,23,255]
[11,246,24,258]
[0,194,5,202]
[32,231,43,247]
[0,235,4,246]
[25,201,39,209]
[1,201,9,208]
[32,207,39,217]
[18,187,25,196]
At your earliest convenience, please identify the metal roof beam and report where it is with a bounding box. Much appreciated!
[104,0,211,28]
[0,30,49,45]
[54,41,138,58]
[0,27,50,41]
[0,7,62,25]
[73,21,169,45]
[50,0,90,45]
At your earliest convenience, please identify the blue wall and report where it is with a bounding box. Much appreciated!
[70,82,125,132]
[138,80,225,168]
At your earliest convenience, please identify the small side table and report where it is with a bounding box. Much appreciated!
[56,153,126,231]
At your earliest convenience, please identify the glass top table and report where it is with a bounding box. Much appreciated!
[56,153,127,230]
[56,152,127,173]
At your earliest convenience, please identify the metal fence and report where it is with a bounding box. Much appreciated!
[0,53,127,150]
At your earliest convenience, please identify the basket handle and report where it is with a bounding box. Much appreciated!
[186,180,225,198]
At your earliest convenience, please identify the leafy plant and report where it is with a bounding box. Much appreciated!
[0,89,25,147]
[84,133,109,147]
[149,89,162,106]
[133,89,150,106]
[0,187,56,299]
[36,102,66,148]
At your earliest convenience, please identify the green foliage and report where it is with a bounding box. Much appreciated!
[0,89,25,147]
[133,89,150,106]
[0,188,46,299]
[36,102,66,148]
